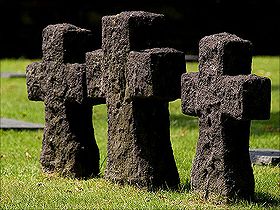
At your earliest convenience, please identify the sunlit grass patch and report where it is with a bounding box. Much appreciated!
[0,58,40,73]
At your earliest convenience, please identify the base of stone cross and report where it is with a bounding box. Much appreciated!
[249,148,280,166]
[0,72,26,78]
[0,118,44,129]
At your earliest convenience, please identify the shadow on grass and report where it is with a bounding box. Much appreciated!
[251,111,280,136]
[170,114,198,130]
[179,180,191,192]
[271,84,280,91]
[175,182,280,209]
[252,191,280,208]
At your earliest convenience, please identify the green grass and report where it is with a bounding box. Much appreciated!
[0,58,40,73]
[0,57,279,209]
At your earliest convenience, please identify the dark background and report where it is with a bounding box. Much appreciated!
[1,0,279,58]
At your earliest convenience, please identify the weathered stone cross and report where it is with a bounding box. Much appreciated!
[26,24,101,178]
[181,33,271,200]
[86,11,185,189]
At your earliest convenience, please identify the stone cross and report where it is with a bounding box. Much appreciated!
[181,33,271,200]
[26,24,101,178]
[86,11,185,189]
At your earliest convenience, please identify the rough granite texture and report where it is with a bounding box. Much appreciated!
[181,32,271,200]
[86,11,185,189]
[26,24,100,178]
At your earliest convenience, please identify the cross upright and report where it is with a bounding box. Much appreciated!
[26,24,101,178]
[181,33,271,200]
[86,11,185,189]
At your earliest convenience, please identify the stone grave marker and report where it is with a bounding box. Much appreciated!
[26,24,101,178]
[0,72,26,78]
[250,148,280,166]
[0,118,44,129]
[86,11,185,189]
[181,33,271,200]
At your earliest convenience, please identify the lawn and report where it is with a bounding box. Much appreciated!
[0,56,279,209]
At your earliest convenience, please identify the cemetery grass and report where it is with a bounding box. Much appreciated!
[0,56,279,209]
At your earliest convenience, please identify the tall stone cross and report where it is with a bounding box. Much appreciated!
[26,24,101,178]
[86,11,185,189]
[181,33,271,200]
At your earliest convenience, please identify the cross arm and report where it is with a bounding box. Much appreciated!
[125,48,185,101]
[181,72,199,116]
[86,50,106,104]
[26,61,44,101]
[34,61,86,105]
[221,74,271,120]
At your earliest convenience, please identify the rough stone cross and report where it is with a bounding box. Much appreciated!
[26,24,101,178]
[181,33,271,200]
[86,11,185,189]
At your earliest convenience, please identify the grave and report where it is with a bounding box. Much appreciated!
[181,33,271,200]
[25,11,273,196]
[0,118,44,129]
[250,148,280,166]
[0,72,26,78]
[86,11,185,189]
[26,24,100,178]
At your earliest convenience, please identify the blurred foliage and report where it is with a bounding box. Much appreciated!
[1,0,279,58]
